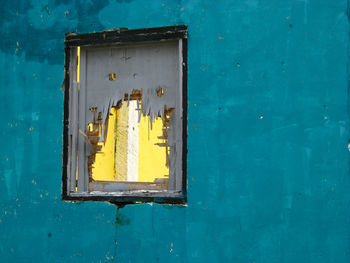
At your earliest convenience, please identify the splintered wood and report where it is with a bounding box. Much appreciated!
[85,90,173,191]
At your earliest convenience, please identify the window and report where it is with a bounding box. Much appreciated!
[62,26,187,204]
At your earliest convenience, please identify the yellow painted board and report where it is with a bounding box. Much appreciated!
[91,108,117,181]
[115,103,129,181]
[138,114,169,182]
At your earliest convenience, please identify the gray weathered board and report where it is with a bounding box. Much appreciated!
[67,40,184,197]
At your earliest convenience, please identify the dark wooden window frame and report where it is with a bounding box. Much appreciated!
[62,25,188,205]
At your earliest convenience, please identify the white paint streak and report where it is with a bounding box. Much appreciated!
[127,100,139,181]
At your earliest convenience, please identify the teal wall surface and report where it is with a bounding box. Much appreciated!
[1,0,350,262]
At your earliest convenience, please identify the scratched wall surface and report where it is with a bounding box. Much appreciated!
[0,0,349,262]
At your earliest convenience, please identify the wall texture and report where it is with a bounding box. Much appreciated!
[1,0,350,262]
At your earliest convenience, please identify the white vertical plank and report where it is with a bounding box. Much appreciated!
[127,100,139,182]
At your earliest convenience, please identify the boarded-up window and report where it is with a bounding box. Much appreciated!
[62,26,187,204]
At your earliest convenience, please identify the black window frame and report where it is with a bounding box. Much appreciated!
[61,25,188,205]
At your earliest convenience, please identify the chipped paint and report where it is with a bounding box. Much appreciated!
[86,93,171,187]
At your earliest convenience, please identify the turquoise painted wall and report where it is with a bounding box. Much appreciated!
[1,0,350,262]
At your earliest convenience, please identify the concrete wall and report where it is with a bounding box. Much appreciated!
[1,0,349,262]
